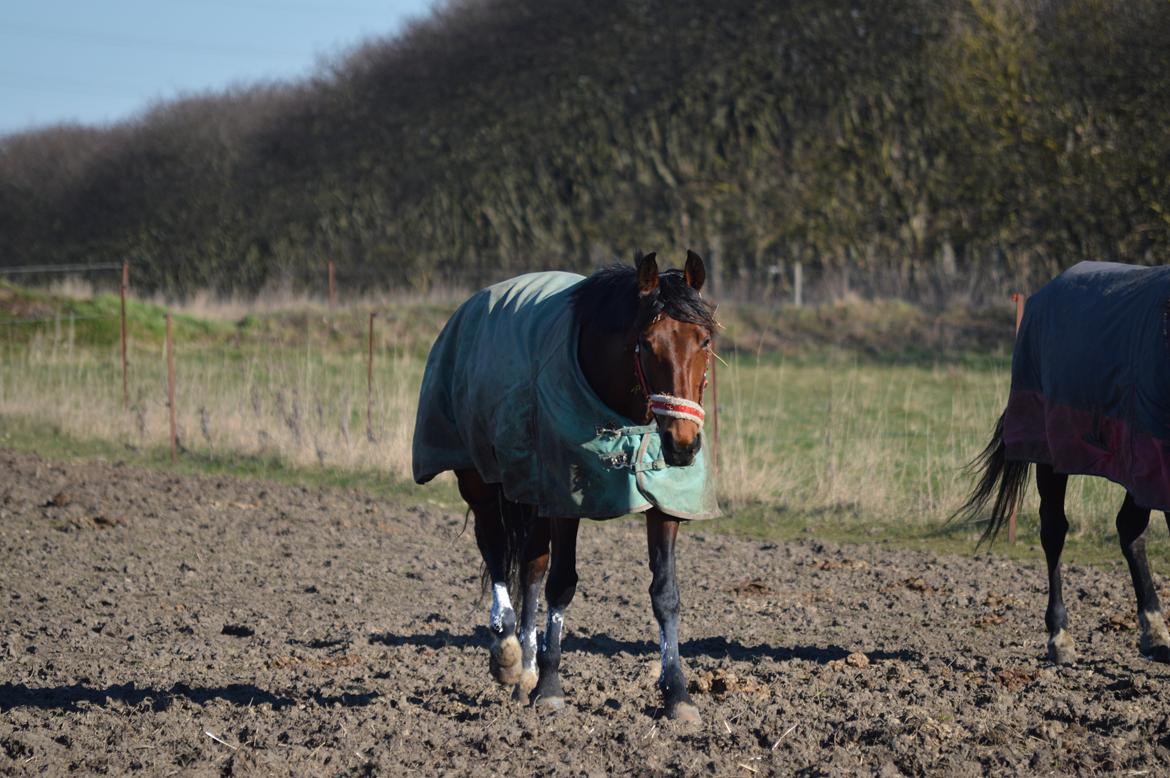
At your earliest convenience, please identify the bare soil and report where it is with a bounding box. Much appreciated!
[3,449,1170,776]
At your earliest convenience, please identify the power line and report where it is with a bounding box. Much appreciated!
[0,70,154,93]
[0,77,136,99]
[0,21,309,60]
[175,0,413,19]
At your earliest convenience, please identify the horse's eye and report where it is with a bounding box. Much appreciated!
[701,337,711,349]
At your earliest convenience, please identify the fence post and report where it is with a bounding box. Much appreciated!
[166,312,177,464]
[793,261,803,307]
[328,260,337,309]
[120,261,129,409]
[1007,292,1025,544]
[367,312,376,443]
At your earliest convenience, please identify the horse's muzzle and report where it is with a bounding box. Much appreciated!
[661,430,701,467]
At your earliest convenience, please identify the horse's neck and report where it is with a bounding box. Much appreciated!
[577,323,645,423]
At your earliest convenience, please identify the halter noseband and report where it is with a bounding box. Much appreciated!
[633,338,709,428]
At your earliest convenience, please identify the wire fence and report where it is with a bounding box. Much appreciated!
[0,262,124,275]
[0,260,1038,540]
[1,262,125,324]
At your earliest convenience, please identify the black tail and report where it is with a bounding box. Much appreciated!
[951,411,1031,545]
[479,488,532,601]
[499,497,533,599]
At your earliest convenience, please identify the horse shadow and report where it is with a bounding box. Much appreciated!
[0,681,379,714]
[368,627,487,650]
[367,627,921,666]
[566,632,920,665]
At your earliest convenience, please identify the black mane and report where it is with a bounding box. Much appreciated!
[570,263,716,335]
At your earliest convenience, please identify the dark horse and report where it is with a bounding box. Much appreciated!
[413,251,718,720]
[956,261,1170,665]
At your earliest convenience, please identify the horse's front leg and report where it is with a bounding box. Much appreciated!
[1037,464,1075,664]
[531,517,580,711]
[513,518,551,700]
[647,509,700,723]
[1117,494,1170,662]
[457,469,522,686]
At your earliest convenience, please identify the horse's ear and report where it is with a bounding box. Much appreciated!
[684,250,706,292]
[637,252,659,296]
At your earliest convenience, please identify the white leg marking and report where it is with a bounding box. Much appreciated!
[490,583,512,631]
[660,627,681,678]
[541,608,565,653]
[522,622,538,671]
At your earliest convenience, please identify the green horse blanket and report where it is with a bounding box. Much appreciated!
[412,271,718,520]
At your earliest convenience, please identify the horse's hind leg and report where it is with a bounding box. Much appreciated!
[1117,493,1170,662]
[647,510,700,723]
[1037,464,1075,664]
[530,517,580,712]
[513,517,550,701]
[456,469,522,686]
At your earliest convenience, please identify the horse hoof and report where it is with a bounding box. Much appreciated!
[1142,644,1170,664]
[668,701,701,724]
[533,694,565,713]
[510,670,538,702]
[490,635,523,685]
[1047,632,1077,665]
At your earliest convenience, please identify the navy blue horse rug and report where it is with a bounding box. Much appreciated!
[1004,261,1170,509]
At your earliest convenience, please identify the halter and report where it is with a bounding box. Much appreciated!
[633,337,709,428]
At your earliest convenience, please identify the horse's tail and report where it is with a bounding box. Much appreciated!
[500,497,533,599]
[951,411,1031,545]
[479,489,532,601]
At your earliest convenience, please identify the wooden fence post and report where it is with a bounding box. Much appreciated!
[166,312,177,464]
[328,260,337,309]
[1007,292,1025,544]
[367,312,376,443]
[120,261,129,409]
[793,261,803,307]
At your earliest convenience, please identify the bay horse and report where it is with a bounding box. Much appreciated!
[956,261,1170,665]
[413,251,718,721]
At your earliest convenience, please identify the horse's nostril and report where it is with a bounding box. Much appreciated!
[661,432,700,466]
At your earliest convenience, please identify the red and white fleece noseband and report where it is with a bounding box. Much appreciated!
[647,394,705,426]
[633,342,708,428]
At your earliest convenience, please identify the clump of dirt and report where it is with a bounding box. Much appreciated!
[900,576,939,594]
[827,651,871,671]
[689,668,769,697]
[1101,613,1136,632]
[726,578,775,597]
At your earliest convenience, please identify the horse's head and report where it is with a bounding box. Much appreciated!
[633,250,715,467]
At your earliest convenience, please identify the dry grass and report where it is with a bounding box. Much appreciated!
[716,354,1125,532]
[152,283,472,323]
[0,324,425,479]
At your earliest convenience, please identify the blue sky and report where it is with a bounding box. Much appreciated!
[0,0,435,135]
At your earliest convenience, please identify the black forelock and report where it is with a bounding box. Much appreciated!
[570,263,716,335]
